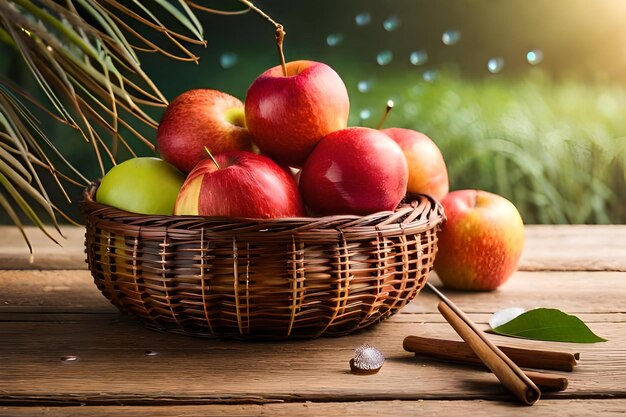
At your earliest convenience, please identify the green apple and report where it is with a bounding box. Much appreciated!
[96,157,185,215]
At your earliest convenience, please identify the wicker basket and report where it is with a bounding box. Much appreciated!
[82,183,445,339]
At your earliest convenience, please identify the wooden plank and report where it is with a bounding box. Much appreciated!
[2,399,626,417]
[2,239,624,407]
[519,225,626,272]
[0,270,108,311]
[0,314,623,405]
[2,225,625,271]
[0,282,623,406]
[0,227,86,270]
[405,271,626,314]
[2,269,625,314]
[1,311,622,325]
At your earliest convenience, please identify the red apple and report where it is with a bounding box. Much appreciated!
[434,190,525,291]
[382,128,449,201]
[174,151,305,219]
[299,127,408,216]
[157,89,254,173]
[244,60,350,167]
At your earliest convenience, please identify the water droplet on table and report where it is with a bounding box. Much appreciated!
[383,16,400,32]
[219,52,238,69]
[442,29,461,46]
[355,12,372,26]
[61,355,78,363]
[526,49,543,65]
[326,33,344,47]
[487,57,504,73]
[144,350,159,357]
[376,50,393,66]
[409,50,428,66]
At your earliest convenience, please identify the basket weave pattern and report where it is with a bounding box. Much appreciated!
[83,184,444,339]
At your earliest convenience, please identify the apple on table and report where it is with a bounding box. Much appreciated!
[434,189,525,291]
[245,60,350,167]
[175,151,305,219]
[157,89,254,173]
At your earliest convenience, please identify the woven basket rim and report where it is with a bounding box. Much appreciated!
[81,182,445,233]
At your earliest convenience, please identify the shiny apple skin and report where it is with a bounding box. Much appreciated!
[299,127,408,216]
[174,151,305,219]
[434,189,525,291]
[382,127,449,202]
[244,60,349,167]
[157,89,253,173]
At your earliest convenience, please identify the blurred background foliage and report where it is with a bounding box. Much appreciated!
[1,0,625,230]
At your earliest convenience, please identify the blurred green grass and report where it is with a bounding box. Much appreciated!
[340,69,626,224]
[4,0,626,231]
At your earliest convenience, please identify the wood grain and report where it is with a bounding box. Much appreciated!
[2,225,625,271]
[0,270,107,310]
[0,227,85,270]
[407,271,626,315]
[1,225,625,412]
[2,400,626,417]
[0,313,623,404]
[519,225,626,272]
[2,269,625,315]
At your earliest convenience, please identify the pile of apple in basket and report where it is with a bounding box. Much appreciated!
[97,60,525,292]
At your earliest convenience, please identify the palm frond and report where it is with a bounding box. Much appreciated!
[0,0,252,250]
[0,85,68,250]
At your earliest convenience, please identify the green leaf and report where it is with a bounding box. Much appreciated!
[490,308,607,343]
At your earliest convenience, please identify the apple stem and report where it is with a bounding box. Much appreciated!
[238,0,288,76]
[204,146,221,170]
[376,100,395,129]
[275,25,287,77]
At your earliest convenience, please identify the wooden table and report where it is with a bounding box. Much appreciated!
[1,225,625,416]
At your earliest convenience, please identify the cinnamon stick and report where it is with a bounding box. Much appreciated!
[402,336,568,392]
[524,371,569,393]
[437,301,541,404]
[403,335,578,372]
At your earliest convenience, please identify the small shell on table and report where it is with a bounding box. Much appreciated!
[350,344,384,375]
